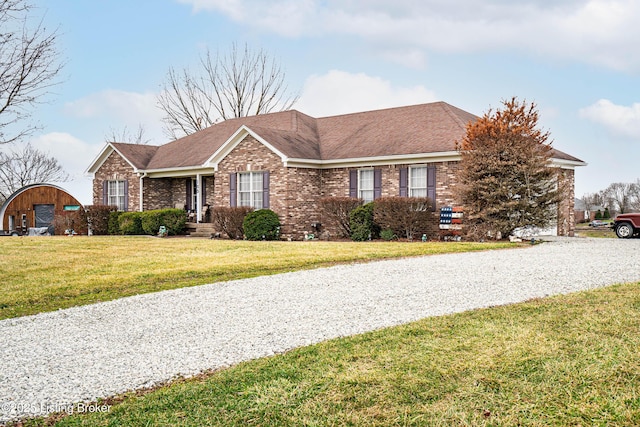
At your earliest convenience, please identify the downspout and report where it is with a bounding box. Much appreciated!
[139,172,147,212]
[196,173,203,222]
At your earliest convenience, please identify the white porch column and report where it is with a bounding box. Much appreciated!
[138,173,146,212]
[196,173,202,222]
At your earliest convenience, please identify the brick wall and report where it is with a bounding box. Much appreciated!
[214,136,293,235]
[144,178,173,210]
[94,140,578,239]
[92,151,139,211]
[558,168,576,237]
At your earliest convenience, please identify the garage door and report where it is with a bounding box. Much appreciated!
[34,204,55,234]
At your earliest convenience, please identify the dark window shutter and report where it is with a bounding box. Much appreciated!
[124,180,129,212]
[427,165,436,211]
[185,179,192,211]
[229,173,237,207]
[374,169,382,200]
[349,170,358,198]
[263,171,270,209]
[201,177,207,205]
[399,168,408,197]
[102,181,108,205]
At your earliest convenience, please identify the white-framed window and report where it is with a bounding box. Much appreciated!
[238,172,264,209]
[358,169,374,203]
[107,180,126,211]
[409,166,428,197]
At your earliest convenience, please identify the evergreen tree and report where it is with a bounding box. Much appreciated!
[457,97,564,239]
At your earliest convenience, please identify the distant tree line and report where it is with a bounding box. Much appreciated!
[581,180,640,216]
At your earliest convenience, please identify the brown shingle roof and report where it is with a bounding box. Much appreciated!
[316,102,476,159]
[112,102,583,169]
[111,143,159,170]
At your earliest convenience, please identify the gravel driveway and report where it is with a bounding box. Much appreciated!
[1,237,640,422]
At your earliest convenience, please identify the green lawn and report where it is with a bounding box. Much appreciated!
[20,282,640,427]
[0,236,511,320]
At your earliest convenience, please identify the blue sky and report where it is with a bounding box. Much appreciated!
[9,0,640,204]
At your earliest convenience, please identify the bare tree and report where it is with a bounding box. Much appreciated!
[105,124,150,144]
[629,179,640,212]
[579,192,605,219]
[602,182,635,215]
[0,143,68,201]
[0,0,63,144]
[157,43,299,140]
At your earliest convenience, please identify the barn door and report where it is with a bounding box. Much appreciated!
[34,204,55,235]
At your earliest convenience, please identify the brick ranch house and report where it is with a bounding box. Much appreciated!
[86,102,586,239]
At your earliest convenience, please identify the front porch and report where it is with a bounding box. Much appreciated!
[141,174,215,224]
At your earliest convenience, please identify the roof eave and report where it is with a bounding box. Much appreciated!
[285,151,462,169]
[144,166,216,178]
[550,158,588,169]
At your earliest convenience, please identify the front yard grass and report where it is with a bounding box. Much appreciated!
[22,282,640,427]
[0,236,511,320]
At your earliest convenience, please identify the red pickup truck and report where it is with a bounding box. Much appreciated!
[612,213,640,238]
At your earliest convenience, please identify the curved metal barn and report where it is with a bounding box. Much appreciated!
[0,183,85,236]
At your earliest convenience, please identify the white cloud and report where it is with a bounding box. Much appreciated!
[63,90,165,143]
[177,0,640,71]
[29,132,99,179]
[579,99,640,139]
[296,70,438,116]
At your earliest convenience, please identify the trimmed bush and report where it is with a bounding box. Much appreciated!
[319,197,363,238]
[85,205,117,235]
[374,196,435,241]
[161,209,187,235]
[108,211,124,235]
[349,203,379,242]
[213,206,253,239]
[141,211,163,236]
[243,209,281,240]
[118,212,143,235]
[140,209,187,236]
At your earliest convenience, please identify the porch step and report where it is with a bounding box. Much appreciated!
[185,223,218,238]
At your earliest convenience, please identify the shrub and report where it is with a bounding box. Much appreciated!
[213,206,253,239]
[603,208,611,219]
[319,197,363,238]
[118,212,143,235]
[108,211,123,235]
[380,228,397,241]
[85,205,117,235]
[595,210,602,220]
[52,209,88,235]
[243,209,281,240]
[161,209,187,235]
[139,209,187,236]
[374,197,435,241]
[349,203,379,242]
[141,211,163,236]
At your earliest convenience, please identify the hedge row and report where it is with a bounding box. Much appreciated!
[111,209,187,235]
[320,196,436,241]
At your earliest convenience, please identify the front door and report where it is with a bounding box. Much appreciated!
[34,204,55,234]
